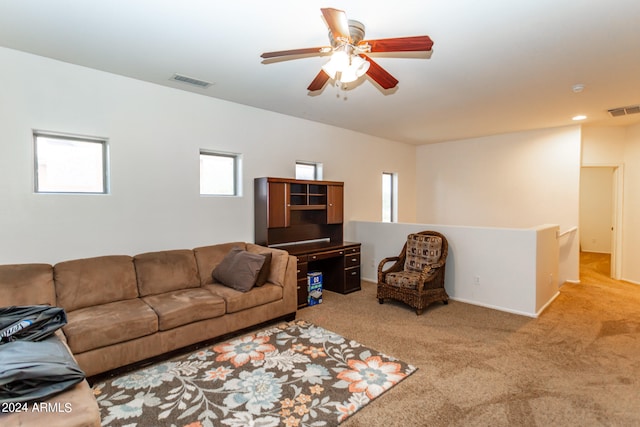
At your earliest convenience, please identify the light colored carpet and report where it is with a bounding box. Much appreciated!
[298,252,640,426]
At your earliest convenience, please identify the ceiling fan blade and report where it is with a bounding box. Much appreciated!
[361,55,399,89]
[321,8,351,43]
[361,35,434,53]
[307,70,330,91]
[261,47,329,59]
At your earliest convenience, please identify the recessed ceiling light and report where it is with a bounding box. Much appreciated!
[572,115,587,121]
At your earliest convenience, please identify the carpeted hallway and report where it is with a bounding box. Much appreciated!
[298,252,640,426]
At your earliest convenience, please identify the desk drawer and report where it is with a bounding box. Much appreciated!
[297,278,308,308]
[345,267,361,293]
[296,261,308,280]
[345,246,360,255]
[345,253,360,268]
[308,249,345,262]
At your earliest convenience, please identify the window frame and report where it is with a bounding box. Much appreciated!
[382,172,398,223]
[199,149,242,196]
[33,130,109,194]
[295,161,323,180]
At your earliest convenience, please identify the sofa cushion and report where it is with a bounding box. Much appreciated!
[2,380,101,427]
[246,244,289,287]
[63,299,158,354]
[54,256,138,312]
[213,247,266,292]
[204,283,283,314]
[193,242,247,286]
[142,288,226,331]
[0,264,56,306]
[134,250,200,297]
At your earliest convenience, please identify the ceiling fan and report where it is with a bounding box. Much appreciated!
[260,8,433,91]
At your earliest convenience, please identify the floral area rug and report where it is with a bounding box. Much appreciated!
[92,320,416,427]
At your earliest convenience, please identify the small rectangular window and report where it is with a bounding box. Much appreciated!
[295,161,323,180]
[34,131,108,194]
[200,150,241,196]
[382,172,398,222]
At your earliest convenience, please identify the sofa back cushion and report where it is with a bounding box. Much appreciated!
[54,256,138,312]
[0,264,56,306]
[246,244,289,287]
[134,249,199,297]
[193,242,247,286]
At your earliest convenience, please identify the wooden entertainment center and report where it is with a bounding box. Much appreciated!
[254,177,361,308]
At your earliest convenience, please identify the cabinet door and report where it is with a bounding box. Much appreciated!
[327,184,343,224]
[268,181,289,228]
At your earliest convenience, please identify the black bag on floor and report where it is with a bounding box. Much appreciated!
[0,336,86,403]
[0,305,67,344]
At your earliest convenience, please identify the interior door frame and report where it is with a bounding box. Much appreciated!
[581,163,624,279]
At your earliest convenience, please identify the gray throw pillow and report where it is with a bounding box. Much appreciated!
[212,247,266,292]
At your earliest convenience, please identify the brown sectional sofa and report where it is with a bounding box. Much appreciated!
[0,242,297,427]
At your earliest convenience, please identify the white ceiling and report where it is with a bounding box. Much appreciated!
[2,0,640,145]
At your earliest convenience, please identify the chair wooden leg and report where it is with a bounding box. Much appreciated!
[415,308,423,315]
[378,298,384,304]
[443,300,449,305]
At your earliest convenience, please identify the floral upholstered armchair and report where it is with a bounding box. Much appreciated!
[377,231,449,315]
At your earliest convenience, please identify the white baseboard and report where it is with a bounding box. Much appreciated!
[535,291,560,317]
[447,297,537,318]
[363,279,561,318]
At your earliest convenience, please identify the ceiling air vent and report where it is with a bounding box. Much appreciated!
[170,73,212,88]
[607,105,640,117]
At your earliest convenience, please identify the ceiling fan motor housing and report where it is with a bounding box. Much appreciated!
[329,20,366,47]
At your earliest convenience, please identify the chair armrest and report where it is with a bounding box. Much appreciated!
[378,257,403,283]
[378,256,401,273]
[420,262,443,281]
[416,261,446,291]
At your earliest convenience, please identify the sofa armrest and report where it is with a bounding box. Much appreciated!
[280,255,298,314]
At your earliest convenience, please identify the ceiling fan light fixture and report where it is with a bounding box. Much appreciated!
[339,56,370,83]
[338,68,358,83]
[322,51,370,83]
[321,50,349,79]
[353,56,370,77]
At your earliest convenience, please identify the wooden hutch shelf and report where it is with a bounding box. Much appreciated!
[254,177,359,308]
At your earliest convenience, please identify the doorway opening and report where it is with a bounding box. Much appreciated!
[579,165,623,279]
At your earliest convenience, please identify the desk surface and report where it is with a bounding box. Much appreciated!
[274,241,360,256]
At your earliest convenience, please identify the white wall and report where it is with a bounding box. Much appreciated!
[536,224,560,314]
[582,126,627,163]
[582,125,640,284]
[0,47,416,264]
[579,167,613,253]
[415,126,581,284]
[622,124,640,284]
[352,221,559,317]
